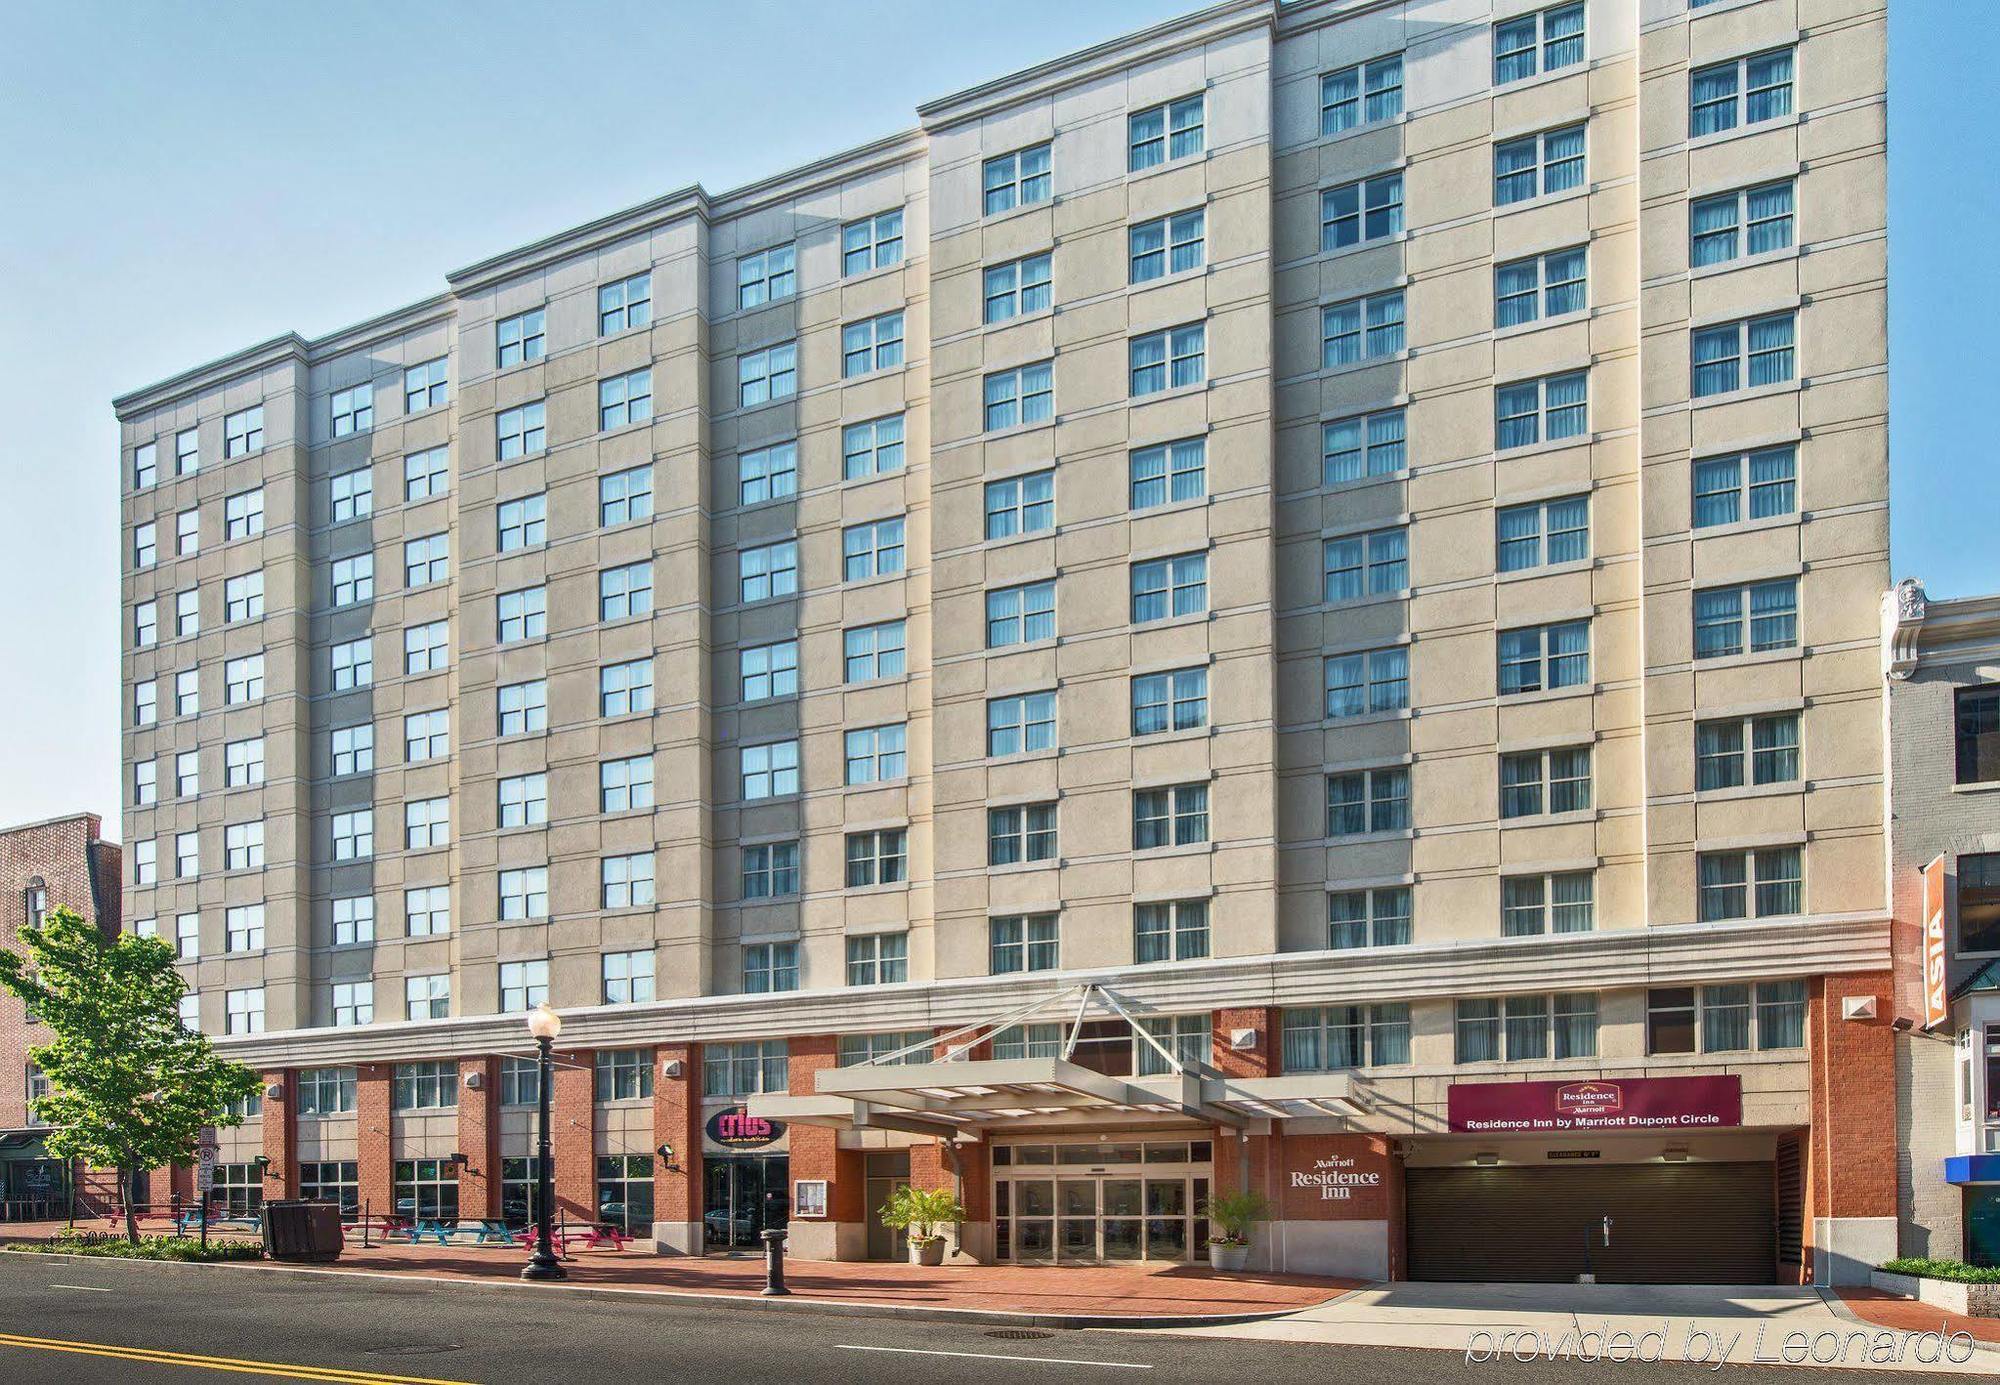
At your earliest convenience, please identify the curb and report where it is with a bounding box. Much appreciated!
[0,1247,1336,1331]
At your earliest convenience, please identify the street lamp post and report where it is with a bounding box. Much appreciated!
[521,1003,566,1282]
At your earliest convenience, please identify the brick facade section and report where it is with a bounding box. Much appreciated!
[260,1069,295,1201]
[652,1042,701,1226]
[1212,1007,1279,1078]
[787,1035,862,1222]
[355,1064,394,1218]
[551,1048,595,1221]
[1809,972,1898,1223]
[455,1057,499,1219]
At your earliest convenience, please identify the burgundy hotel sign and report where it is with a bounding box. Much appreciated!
[1448,1075,1743,1134]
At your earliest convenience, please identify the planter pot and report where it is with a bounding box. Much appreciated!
[1209,1241,1251,1273]
[1870,1269,2000,1318]
[910,1237,947,1267]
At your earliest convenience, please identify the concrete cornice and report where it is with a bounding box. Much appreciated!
[1911,589,2000,668]
[210,913,1889,1070]
[112,335,309,420]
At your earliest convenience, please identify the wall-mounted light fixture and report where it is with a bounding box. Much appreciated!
[1662,1146,1690,1163]
[662,1059,684,1080]
[1473,1152,1500,1167]
[657,1142,679,1172]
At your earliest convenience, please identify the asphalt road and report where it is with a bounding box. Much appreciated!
[0,1254,1976,1384]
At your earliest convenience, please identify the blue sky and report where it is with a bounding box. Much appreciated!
[0,0,1985,834]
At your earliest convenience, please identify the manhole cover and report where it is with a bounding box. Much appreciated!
[369,1345,462,1357]
[985,1329,1055,1341]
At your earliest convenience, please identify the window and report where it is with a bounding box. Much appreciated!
[504,864,552,920]
[1957,689,2000,785]
[845,932,908,986]
[499,960,550,1012]
[988,1024,1063,1061]
[1129,94,1204,170]
[175,668,200,716]
[989,803,1057,866]
[1692,312,1795,396]
[401,357,447,414]
[601,755,655,812]
[403,533,448,589]
[743,942,799,993]
[986,693,1055,759]
[331,896,374,946]
[739,640,798,702]
[331,382,373,436]
[132,840,158,886]
[739,540,798,602]
[297,1068,357,1116]
[1325,767,1410,836]
[134,759,158,806]
[1130,323,1205,395]
[1129,437,1205,510]
[845,724,907,783]
[405,974,450,1020]
[598,368,653,430]
[985,252,1052,321]
[225,986,265,1035]
[1692,445,1796,528]
[330,553,373,607]
[839,310,906,379]
[1322,527,1408,603]
[135,680,158,727]
[1954,854,2000,954]
[330,637,371,691]
[226,652,266,703]
[1134,900,1209,963]
[1133,666,1208,736]
[175,831,199,878]
[1284,1003,1412,1069]
[984,580,1056,649]
[594,1048,654,1101]
[837,1031,935,1067]
[1500,746,1593,818]
[705,1040,788,1097]
[1495,246,1586,329]
[845,620,906,682]
[496,493,546,552]
[393,1159,458,1221]
[601,852,655,908]
[599,561,653,620]
[402,445,448,501]
[134,520,157,569]
[984,144,1051,215]
[405,796,449,849]
[1129,210,1203,283]
[224,572,263,623]
[985,471,1054,539]
[1497,496,1590,571]
[176,509,198,555]
[331,467,372,522]
[599,272,652,334]
[983,360,1053,431]
[331,723,374,777]
[495,680,547,737]
[1499,872,1596,936]
[496,308,545,366]
[1135,1015,1210,1076]
[1134,782,1210,849]
[843,414,905,478]
[1497,621,1590,694]
[177,993,198,1029]
[842,518,905,581]
[599,660,653,717]
[1131,553,1207,624]
[845,829,908,887]
[737,243,796,308]
[1494,124,1586,205]
[210,1163,265,1216]
[393,1061,456,1110]
[1693,579,1798,658]
[224,406,263,457]
[498,773,547,828]
[842,210,903,275]
[170,910,196,957]
[1319,172,1403,252]
[330,980,372,1027]
[1495,370,1588,448]
[497,586,546,642]
[224,737,265,787]
[133,440,158,488]
[1324,647,1409,719]
[1494,2,1585,83]
[1697,846,1803,920]
[990,914,1059,974]
[586,469,653,532]
[1320,53,1403,134]
[1691,48,1794,138]
[134,600,157,647]
[742,843,800,900]
[402,708,446,764]
[1696,713,1801,791]
[224,821,265,870]
[331,809,373,861]
[298,1162,358,1214]
[497,402,546,459]
[737,342,797,406]
[1327,888,1413,948]
[173,589,199,637]
[601,953,656,1006]
[739,441,797,505]
[741,740,800,800]
[1457,993,1598,1062]
[175,427,199,476]
[405,886,449,937]
[1691,180,1795,269]
[1320,291,1405,367]
[1647,981,1806,1054]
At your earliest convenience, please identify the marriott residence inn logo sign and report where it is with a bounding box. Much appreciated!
[1448,1074,1743,1134]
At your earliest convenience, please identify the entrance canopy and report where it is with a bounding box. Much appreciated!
[747,983,1368,1140]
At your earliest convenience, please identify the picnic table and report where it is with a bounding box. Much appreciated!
[340,1213,408,1243]
[410,1218,516,1246]
[513,1221,634,1253]
[176,1208,262,1234]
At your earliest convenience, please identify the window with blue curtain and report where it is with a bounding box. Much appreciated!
[1456,1000,1501,1063]
[1364,173,1403,239]
[1693,456,1743,527]
[1322,300,1360,365]
[1694,586,1745,658]
[1365,292,1405,356]
[1495,259,1539,328]
[1690,192,1741,266]
[1748,578,1798,651]
[1690,62,1739,136]
[1692,323,1741,395]
[1493,134,1540,203]
[1545,370,1587,437]
[1747,313,1795,386]
[1496,504,1543,570]
[1746,182,1794,254]
[1495,381,1541,448]
[1366,55,1403,121]
[1543,125,1586,192]
[1745,51,1793,123]
[1505,996,1550,1060]
[1548,621,1590,685]
[1748,446,1797,518]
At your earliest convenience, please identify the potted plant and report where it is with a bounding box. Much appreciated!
[878,1185,967,1266]
[1201,1189,1272,1273]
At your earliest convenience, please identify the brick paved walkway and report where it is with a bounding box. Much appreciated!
[1836,1286,2000,1344]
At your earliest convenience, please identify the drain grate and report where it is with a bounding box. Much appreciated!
[985,1329,1056,1341]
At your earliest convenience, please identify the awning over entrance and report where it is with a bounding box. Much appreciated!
[747,983,1369,1140]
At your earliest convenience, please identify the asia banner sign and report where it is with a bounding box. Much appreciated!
[1447,1075,1743,1134]
[1923,854,1951,1031]
[706,1106,785,1149]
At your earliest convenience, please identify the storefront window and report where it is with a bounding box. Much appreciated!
[597,1154,654,1234]
[501,1157,541,1227]
[394,1159,459,1221]
[210,1163,263,1216]
[298,1160,358,1213]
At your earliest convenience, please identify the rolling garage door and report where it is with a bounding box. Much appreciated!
[1406,1162,1776,1283]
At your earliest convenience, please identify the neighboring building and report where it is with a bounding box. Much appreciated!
[1884,580,2000,1267]
[112,0,1894,1281]
[0,812,122,1216]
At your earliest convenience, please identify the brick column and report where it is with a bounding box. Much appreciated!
[143,1164,190,1215]
[652,1041,702,1254]
[1807,971,1898,1284]
[910,1136,991,1263]
[1212,1006,1280,1078]
[785,1035,862,1261]
[260,1070,295,1202]
[551,1048,596,1222]
[456,1057,500,1219]
[355,1063,394,1220]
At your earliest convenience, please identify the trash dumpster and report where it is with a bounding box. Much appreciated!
[262,1199,343,1262]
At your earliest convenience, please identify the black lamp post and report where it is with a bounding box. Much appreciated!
[521,1003,566,1282]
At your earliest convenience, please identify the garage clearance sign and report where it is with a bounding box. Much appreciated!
[1447,1074,1742,1134]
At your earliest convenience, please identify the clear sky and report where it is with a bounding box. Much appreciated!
[0,0,1985,838]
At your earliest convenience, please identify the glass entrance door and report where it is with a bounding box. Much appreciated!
[994,1138,1212,1263]
[703,1155,789,1253]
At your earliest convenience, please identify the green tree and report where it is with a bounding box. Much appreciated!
[0,907,261,1242]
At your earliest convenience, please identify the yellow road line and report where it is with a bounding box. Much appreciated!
[0,1330,474,1384]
